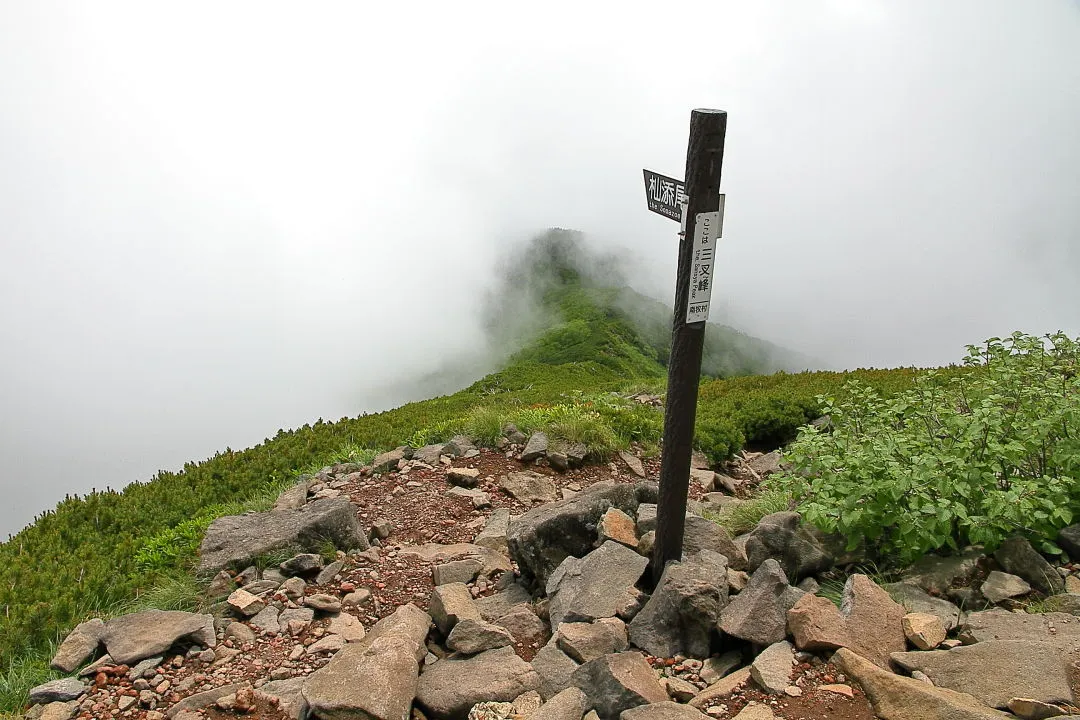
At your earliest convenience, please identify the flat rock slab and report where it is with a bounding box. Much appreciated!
[415,646,541,720]
[102,610,215,665]
[475,583,533,622]
[981,570,1032,603]
[622,700,710,720]
[198,497,368,573]
[555,619,628,663]
[303,635,418,720]
[570,651,667,720]
[507,481,657,586]
[28,678,88,704]
[891,640,1075,708]
[835,647,1019,720]
[547,541,648,629]
[399,542,512,578]
[501,471,559,504]
[959,610,1080,652]
[750,640,794,695]
[355,603,432,662]
[787,573,906,668]
[446,618,515,654]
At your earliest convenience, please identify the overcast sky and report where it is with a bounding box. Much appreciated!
[1,1,1077,536]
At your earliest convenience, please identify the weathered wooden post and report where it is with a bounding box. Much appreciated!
[648,109,727,583]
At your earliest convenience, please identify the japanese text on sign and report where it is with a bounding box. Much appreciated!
[643,169,687,222]
[686,199,725,323]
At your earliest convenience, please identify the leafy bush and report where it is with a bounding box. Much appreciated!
[770,332,1080,563]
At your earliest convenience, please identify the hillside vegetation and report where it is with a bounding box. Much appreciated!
[0,230,963,702]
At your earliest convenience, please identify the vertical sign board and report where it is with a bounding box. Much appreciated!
[685,196,725,323]
[643,169,687,222]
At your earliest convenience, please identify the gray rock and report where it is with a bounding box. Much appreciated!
[414,444,447,466]
[891,640,1074,709]
[316,560,344,585]
[1059,525,1080,561]
[305,593,341,613]
[618,451,647,478]
[474,509,511,555]
[446,618,515,654]
[27,679,87,705]
[994,537,1065,596]
[532,643,581,700]
[700,651,743,684]
[905,547,986,595]
[531,687,589,720]
[166,684,241,718]
[636,504,657,534]
[548,451,570,472]
[501,471,559,504]
[1045,592,1080,615]
[742,512,832,581]
[628,550,728,658]
[958,609,1080,651]
[883,582,962,630]
[444,435,478,457]
[433,559,484,586]
[475,583,533,622]
[34,700,78,720]
[447,467,481,488]
[372,446,406,474]
[566,444,588,468]
[748,451,782,477]
[253,678,309,720]
[981,571,1033,603]
[623,701,710,720]
[50,618,105,673]
[430,583,483,635]
[354,603,432,662]
[249,605,281,635]
[547,541,649,629]
[749,641,793,695]
[224,622,256,645]
[718,559,804,646]
[280,553,324,576]
[507,482,657,587]
[520,432,550,462]
[682,515,747,570]
[495,604,549,648]
[126,655,162,681]
[302,635,418,720]
[570,652,667,720]
[198,497,367,573]
[834,647,1015,720]
[241,579,280,595]
[273,480,311,512]
[415,646,541,720]
[101,610,215,665]
[449,486,491,508]
[555,619,628,663]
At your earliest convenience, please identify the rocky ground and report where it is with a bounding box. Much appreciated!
[24,429,1080,720]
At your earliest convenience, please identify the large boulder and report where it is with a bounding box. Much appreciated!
[302,635,419,720]
[1059,524,1080,561]
[628,550,728,658]
[787,574,906,669]
[507,481,657,586]
[197,497,367,573]
[741,512,832,581]
[532,643,581,700]
[958,609,1080,652]
[570,652,667,720]
[891,640,1075,709]
[993,536,1065,596]
[414,646,540,720]
[101,610,215,665]
[51,618,105,673]
[718,559,804,646]
[547,541,649,629]
[834,647,1016,720]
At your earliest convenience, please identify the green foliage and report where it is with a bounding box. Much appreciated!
[770,332,1080,564]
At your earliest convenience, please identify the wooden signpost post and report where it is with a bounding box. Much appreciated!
[644,109,727,583]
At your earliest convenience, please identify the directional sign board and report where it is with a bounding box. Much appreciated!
[685,196,725,323]
[643,169,687,222]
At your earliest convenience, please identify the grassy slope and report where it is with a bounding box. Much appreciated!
[0,230,934,712]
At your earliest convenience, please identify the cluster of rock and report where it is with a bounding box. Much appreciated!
[27,433,1080,720]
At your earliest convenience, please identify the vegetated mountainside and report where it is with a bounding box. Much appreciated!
[0,229,925,690]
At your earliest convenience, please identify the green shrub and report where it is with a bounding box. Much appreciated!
[704,488,793,535]
[770,332,1080,563]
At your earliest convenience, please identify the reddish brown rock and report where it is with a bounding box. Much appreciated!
[598,508,638,548]
[786,573,906,668]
